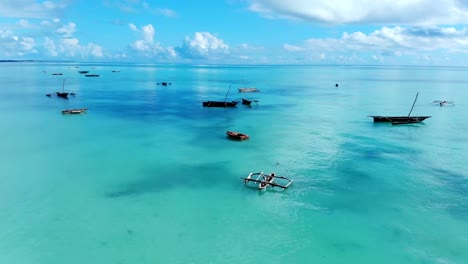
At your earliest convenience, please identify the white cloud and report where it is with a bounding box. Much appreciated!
[44,37,58,56]
[0,0,66,19]
[141,24,154,43]
[129,23,137,31]
[176,32,229,59]
[282,26,468,64]
[56,38,104,57]
[56,22,76,37]
[0,30,37,57]
[151,8,177,18]
[283,44,304,52]
[128,23,176,59]
[248,0,468,25]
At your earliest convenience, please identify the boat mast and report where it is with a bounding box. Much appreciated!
[62,79,66,92]
[407,92,419,117]
[224,84,231,103]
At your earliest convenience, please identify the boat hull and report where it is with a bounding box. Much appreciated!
[369,116,431,123]
[238,88,260,93]
[202,101,238,107]
[226,131,249,140]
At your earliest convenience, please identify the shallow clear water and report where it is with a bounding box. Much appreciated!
[1,63,467,263]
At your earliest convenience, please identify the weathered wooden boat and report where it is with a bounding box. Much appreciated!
[55,79,69,98]
[370,116,431,123]
[242,172,293,191]
[203,101,238,107]
[369,92,430,124]
[62,108,88,114]
[55,92,69,98]
[238,87,260,93]
[226,131,249,140]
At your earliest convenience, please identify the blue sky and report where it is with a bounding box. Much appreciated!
[1,0,468,65]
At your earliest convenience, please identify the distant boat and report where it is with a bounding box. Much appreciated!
[238,87,260,93]
[157,82,171,86]
[85,74,99,77]
[432,100,455,107]
[55,79,69,99]
[52,73,63,75]
[242,98,252,105]
[78,70,89,74]
[55,92,69,98]
[226,131,249,140]
[369,92,431,125]
[62,108,88,115]
[241,98,259,105]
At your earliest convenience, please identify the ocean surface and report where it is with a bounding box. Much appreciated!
[0,62,467,264]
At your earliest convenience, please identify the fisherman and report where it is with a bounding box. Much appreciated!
[266,173,275,182]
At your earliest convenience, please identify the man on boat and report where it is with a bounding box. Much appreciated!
[263,173,275,182]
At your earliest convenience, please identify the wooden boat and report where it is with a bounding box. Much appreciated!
[157,82,171,86]
[369,92,431,124]
[62,108,88,114]
[238,87,260,93]
[241,98,259,105]
[85,74,99,77]
[55,92,69,98]
[204,85,239,107]
[203,101,238,107]
[51,73,63,75]
[55,79,69,98]
[78,70,89,74]
[241,98,252,105]
[242,172,293,190]
[370,116,431,123]
[226,131,249,140]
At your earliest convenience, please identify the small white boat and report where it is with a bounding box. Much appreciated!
[238,87,260,93]
[62,108,88,114]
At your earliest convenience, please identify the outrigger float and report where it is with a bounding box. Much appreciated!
[242,172,293,191]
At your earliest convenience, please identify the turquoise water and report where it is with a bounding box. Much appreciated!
[1,63,467,264]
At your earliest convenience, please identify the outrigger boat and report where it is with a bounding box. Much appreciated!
[242,172,293,191]
[432,100,455,107]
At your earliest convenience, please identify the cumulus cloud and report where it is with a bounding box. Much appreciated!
[0,30,37,56]
[0,0,66,19]
[48,37,104,58]
[176,32,229,59]
[247,0,468,25]
[56,22,76,37]
[128,23,176,59]
[282,26,468,64]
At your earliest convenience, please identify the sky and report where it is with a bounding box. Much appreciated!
[1,0,468,65]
